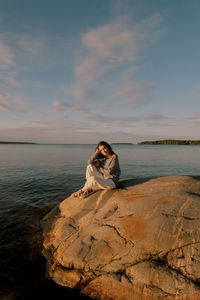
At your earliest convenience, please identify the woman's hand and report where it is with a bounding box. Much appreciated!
[95,147,100,155]
[94,147,100,166]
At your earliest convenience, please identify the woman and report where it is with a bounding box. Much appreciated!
[72,141,121,198]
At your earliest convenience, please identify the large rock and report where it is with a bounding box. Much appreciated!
[42,175,200,299]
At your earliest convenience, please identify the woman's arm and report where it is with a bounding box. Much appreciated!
[88,147,102,166]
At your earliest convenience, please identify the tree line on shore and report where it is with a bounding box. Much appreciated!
[138,140,200,145]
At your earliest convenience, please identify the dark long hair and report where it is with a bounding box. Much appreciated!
[97,141,114,155]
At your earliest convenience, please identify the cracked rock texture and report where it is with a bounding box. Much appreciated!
[42,175,200,299]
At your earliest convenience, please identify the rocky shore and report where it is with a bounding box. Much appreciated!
[42,175,200,300]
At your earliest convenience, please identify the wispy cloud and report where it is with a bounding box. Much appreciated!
[0,41,15,69]
[68,15,163,110]
[0,40,28,113]
[66,109,176,130]
[52,100,72,112]
[184,112,200,120]
[0,92,30,112]
[0,110,196,143]
[112,81,154,105]
[183,111,200,128]
[0,34,45,114]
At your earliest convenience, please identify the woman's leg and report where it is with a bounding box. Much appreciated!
[73,165,103,197]
[83,176,115,191]
[86,164,103,180]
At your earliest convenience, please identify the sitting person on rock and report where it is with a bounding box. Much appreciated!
[72,141,121,198]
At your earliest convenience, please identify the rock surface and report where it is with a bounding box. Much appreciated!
[42,175,200,299]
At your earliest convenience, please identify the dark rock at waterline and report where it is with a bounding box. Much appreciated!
[43,175,200,300]
[0,255,91,300]
[0,206,91,300]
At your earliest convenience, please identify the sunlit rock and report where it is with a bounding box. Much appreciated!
[42,175,200,299]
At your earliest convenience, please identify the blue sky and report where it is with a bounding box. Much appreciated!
[0,0,200,143]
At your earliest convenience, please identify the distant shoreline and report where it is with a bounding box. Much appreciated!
[0,141,37,144]
[137,139,200,145]
[1,139,200,146]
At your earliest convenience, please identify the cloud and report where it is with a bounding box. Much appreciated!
[0,39,29,113]
[112,81,154,105]
[0,92,29,112]
[183,112,200,128]
[184,112,200,121]
[82,22,140,62]
[0,125,137,144]
[0,69,22,90]
[0,110,196,144]
[72,110,176,130]
[68,15,163,110]
[0,41,15,69]
[0,35,44,114]
[52,100,71,112]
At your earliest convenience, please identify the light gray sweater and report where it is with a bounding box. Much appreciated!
[88,153,121,187]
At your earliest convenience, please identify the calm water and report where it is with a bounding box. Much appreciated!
[1,143,200,298]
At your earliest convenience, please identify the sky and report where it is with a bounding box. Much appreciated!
[0,0,200,144]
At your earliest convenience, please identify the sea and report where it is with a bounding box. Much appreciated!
[1,143,200,299]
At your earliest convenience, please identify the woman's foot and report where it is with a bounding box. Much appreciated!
[72,189,84,197]
[81,189,95,198]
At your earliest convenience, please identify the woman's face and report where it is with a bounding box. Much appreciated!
[98,145,110,157]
